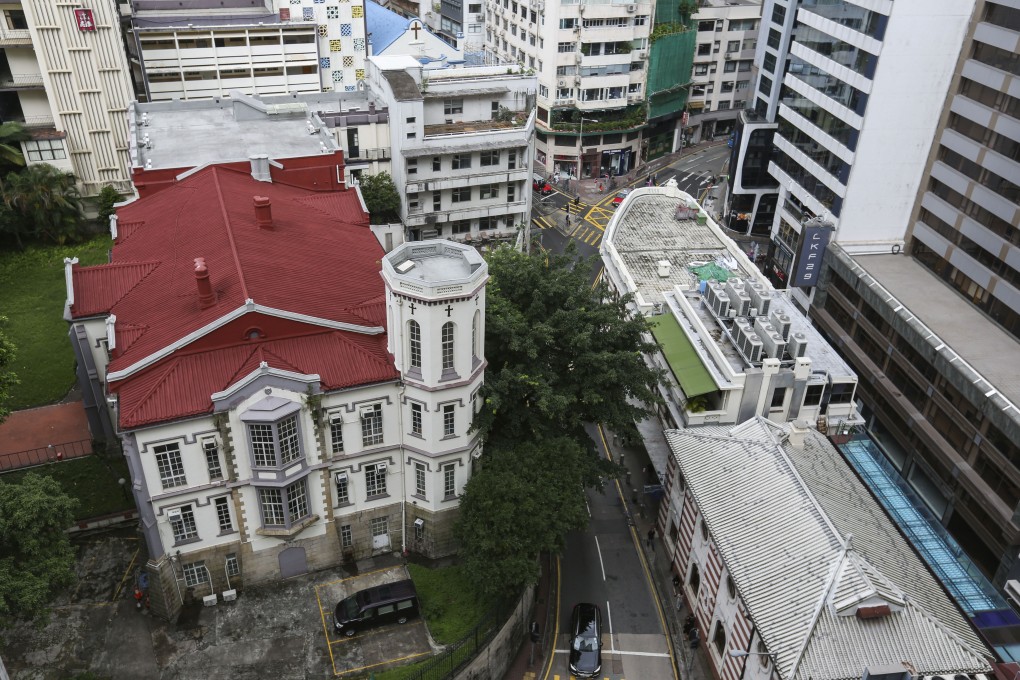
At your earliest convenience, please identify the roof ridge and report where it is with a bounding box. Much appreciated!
[787,541,849,679]
[211,166,250,301]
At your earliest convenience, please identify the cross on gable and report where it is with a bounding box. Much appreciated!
[410,21,421,40]
[409,302,416,315]
[445,304,453,317]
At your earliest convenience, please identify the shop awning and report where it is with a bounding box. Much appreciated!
[648,314,717,398]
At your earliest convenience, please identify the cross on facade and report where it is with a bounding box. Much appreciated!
[409,302,416,315]
[410,21,421,39]
[445,304,453,317]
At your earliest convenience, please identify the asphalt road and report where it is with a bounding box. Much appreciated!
[532,145,732,268]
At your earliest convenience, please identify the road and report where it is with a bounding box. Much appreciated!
[544,425,676,680]
[531,145,732,261]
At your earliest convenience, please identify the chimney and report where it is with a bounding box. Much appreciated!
[249,154,271,182]
[254,196,272,230]
[788,419,811,449]
[194,257,216,309]
[369,101,376,115]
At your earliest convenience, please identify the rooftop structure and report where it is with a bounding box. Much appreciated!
[601,183,860,435]
[661,418,994,680]
[366,0,464,66]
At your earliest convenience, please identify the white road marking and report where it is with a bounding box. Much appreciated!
[606,600,615,653]
[595,535,607,581]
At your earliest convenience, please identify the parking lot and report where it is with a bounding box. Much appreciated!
[0,529,437,679]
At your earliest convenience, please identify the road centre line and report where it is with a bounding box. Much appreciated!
[595,535,607,582]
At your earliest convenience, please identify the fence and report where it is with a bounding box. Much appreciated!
[0,439,93,472]
[406,597,516,680]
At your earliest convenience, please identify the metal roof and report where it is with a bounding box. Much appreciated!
[665,420,993,680]
[71,165,397,428]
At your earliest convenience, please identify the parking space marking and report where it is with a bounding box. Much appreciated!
[334,650,432,677]
[314,566,427,677]
[109,546,139,603]
[327,619,426,646]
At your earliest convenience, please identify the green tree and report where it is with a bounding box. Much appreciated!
[95,185,122,229]
[456,437,605,598]
[358,171,401,224]
[0,121,30,171]
[0,473,79,627]
[0,316,17,424]
[1,163,84,245]
[473,245,664,449]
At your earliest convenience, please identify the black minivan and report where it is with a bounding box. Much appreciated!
[334,579,419,637]
[569,602,603,678]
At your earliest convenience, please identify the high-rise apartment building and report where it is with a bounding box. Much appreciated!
[726,0,976,296]
[809,0,1020,587]
[0,1,135,195]
[484,0,693,179]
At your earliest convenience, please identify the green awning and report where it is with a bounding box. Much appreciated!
[648,314,717,398]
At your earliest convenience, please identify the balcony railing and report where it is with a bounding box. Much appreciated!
[0,73,45,89]
[346,147,390,161]
[0,28,31,45]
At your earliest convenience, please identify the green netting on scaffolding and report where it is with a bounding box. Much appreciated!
[689,263,733,282]
[647,30,696,119]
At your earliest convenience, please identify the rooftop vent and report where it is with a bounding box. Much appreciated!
[396,260,416,274]
[194,257,216,309]
[253,196,273,230]
[657,260,671,277]
[856,604,892,620]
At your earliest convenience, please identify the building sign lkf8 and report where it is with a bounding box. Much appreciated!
[74,9,96,31]
[792,224,833,287]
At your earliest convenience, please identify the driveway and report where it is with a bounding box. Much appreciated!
[0,529,435,679]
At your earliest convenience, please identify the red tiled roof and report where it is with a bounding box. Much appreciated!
[71,262,159,318]
[116,329,397,429]
[72,164,396,428]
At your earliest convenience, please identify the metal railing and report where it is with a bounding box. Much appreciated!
[0,439,93,472]
[405,601,510,680]
[0,73,44,88]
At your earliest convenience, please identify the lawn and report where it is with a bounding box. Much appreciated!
[372,562,500,680]
[0,455,134,520]
[0,235,112,410]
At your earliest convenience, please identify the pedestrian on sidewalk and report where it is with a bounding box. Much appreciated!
[646,527,656,551]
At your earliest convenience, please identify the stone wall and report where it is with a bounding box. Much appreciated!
[454,583,535,680]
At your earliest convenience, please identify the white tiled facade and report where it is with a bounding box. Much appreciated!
[4,1,135,194]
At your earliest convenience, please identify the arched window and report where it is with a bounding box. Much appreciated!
[441,322,455,370]
[700,517,710,543]
[409,320,421,369]
[726,574,736,600]
[471,310,480,360]
[712,622,726,657]
[688,562,701,595]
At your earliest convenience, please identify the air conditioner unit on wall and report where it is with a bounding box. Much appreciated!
[626,4,636,11]
[558,78,566,86]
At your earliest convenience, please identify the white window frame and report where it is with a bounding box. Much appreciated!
[170,504,199,543]
[365,463,388,497]
[215,496,234,533]
[155,443,187,489]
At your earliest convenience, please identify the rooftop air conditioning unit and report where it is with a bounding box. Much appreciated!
[769,309,792,340]
[740,332,763,363]
[788,332,808,359]
[710,291,729,318]
[762,332,786,360]
[731,292,751,317]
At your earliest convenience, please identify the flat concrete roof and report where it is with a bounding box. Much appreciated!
[132,93,350,169]
[855,253,1020,408]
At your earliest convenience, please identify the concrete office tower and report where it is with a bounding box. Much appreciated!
[809,0,1020,586]
[486,0,694,178]
[686,0,762,145]
[0,1,135,195]
[725,0,976,296]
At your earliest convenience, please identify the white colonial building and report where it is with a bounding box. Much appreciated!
[64,158,486,621]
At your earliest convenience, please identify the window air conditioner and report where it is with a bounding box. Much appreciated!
[359,405,375,418]
[167,508,182,519]
[329,412,343,424]
[413,518,425,528]
[335,472,348,484]
[377,463,388,473]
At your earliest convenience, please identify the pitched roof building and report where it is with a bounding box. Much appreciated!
[662,418,994,680]
[65,160,488,621]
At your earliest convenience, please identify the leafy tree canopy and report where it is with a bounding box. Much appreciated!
[456,437,609,599]
[95,185,122,230]
[358,171,400,224]
[0,473,79,627]
[454,246,664,595]
[1,163,84,248]
[474,245,664,449]
[0,315,18,425]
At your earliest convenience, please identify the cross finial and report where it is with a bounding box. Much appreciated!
[409,302,416,315]
[410,20,421,40]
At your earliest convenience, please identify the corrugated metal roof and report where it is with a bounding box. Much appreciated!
[664,421,992,680]
[72,164,394,428]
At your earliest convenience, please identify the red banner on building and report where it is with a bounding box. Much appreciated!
[74,9,96,31]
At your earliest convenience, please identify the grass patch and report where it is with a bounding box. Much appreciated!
[0,235,112,410]
[370,563,499,680]
[0,455,134,520]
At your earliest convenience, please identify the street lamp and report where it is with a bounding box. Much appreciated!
[577,117,599,182]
